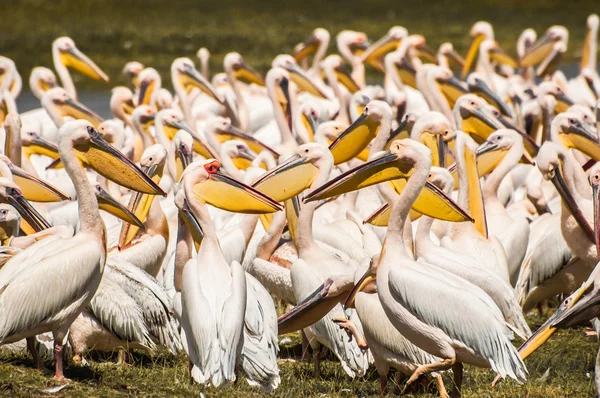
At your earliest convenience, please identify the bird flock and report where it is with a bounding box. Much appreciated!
[0,13,599,398]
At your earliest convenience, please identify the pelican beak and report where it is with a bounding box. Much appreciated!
[62,98,103,128]
[535,44,564,78]
[334,63,361,93]
[461,106,501,143]
[95,184,144,228]
[60,46,109,82]
[293,36,319,62]
[521,33,556,67]
[550,163,595,242]
[278,278,342,334]
[181,65,223,104]
[168,119,219,160]
[345,263,376,309]
[444,47,466,70]
[118,163,161,248]
[518,280,593,360]
[234,61,265,86]
[217,124,280,158]
[4,186,51,233]
[194,162,282,213]
[285,63,328,99]
[175,144,194,180]
[468,77,512,117]
[419,132,447,168]
[251,154,319,202]
[77,126,166,195]
[489,45,518,68]
[363,202,391,226]
[301,113,319,142]
[21,133,60,159]
[495,115,540,158]
[329,111,379,165]
[278,76,293,132]
[9,165,70,202]
[416,44,437,63]
[384,115,414,149]
[138,79,155,105]
[361,34,401,64]
[475,139,505,177]
[554,93,575,113]
[559,120,600,160]
[438,77,468,107]
[462,34,485,78]
[396,57,418,89]
[304,148,472,222]
[231,147,257,170]
[180,198,204,247]
[122,98,135,115]
[39,80,58,92]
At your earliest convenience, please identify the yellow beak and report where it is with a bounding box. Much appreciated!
[285,63,329,99]
[2,186,52,233]
[557,120,600,161]
[251,154,319,202]
[462,34,485,78]
[329,111,379,165]
[213,124,280,158]
[8,164,70,202]
[293,36,319,62]
[234,62,265,86]
[180,65,223,104]
[520,33,556,67]
[60,46,109,82]
[61,98,104,128]
[95,183,144,229]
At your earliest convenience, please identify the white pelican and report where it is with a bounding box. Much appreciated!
[303,139,528,394]
[0,119,163,380]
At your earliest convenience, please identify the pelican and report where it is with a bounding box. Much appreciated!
[303,139,528,394]
[0,119,163,380]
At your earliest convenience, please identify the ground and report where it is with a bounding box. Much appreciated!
[3,0,598,91]
[0,314,597,397]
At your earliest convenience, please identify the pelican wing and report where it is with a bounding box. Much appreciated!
[387,264,527,382]
[241,273,280,392]
[249,259,295,304]
[88,277,153,348]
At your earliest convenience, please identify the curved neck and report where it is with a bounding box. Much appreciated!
[62,138,103,238]
[53,50,76,100]
[482,143,523,198]
[184,180,217,244]
[42,99,65,128]
[225,67,250,132]
[323,67,350,124]
[312,39,329,73]
[582,23,598,71]
[256,210,286,260]
[4,113,22,167]
[151,117,170,149]
[145,197,169,240]
[267,83,295,145]
[297,159,333,251]
[172,75,193,126]
[426,74,453,123]
[174,212,193,292]
[220,152,244,180]
[477,49,497,92]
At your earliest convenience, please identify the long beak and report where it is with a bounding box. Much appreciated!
[418,132,446,168]
[6,188,51,233]
[304,150,472,222]
[363,202,391,226]
[550,165,595,242]
[521,33,555,67]
[496,115,540,158]
[171,120,220,160]
[118,164,159,248]
[95,184,144,229]
[444,47,466,70]
[301,113,318,142]
[438,77,468,107]
[468,77,513,117]
[397,58,418,89]
[416,44,437,63]
[77,127,166,195]
[361,35,400,64]
[559,122,600,161]
[462,34,485,78]
[518,265,600,360]
[9,165,70,202]
[63,47,109,82]
[235,62,265,86]
[278,278,343,335]
[251,154,319,202]
[138,79,154,105]
[63,98,103,128]
[216,124,280,157]
[180,198,204,248]
[329,112,379,165]
[474,140,505,176]
[334,64,361,93]
[554,93,575,113]
[22,134,60,160]
[385,115,414,149]
[489,46,518,68]
[535,44,564,78]
[286,64,328,99]
[175,145,194,181]
[345,264,376,309]
[194,169,282,213]
[182,66,223,104]
[293,36,319,62]
[461,106,501,142]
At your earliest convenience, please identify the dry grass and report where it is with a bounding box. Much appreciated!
[0,314,597,397]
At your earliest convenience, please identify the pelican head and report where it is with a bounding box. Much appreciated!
[462,21,494,78]
[517,29,537,58]
[224,52,265,86]
[329,100,392,165]
[220,139,258,171]
[293,27,330,61]
[110,86,135,117]
[21,128,59,160]
[321,54,361,93]
[94,183,144,229]
[538,81,574,112]
[297,102,320,143]
[119,144,167,248]
[251,143,330,202]
[521,25,569,67]
[438,42,466,70]
[409,111,454,168]
[122,61,144,87]
[137,67,161,105]
[42,87,103,128]
[171,57,222,104]
[0,177,51,233]
[454,94,500,141]
[207,117,278,158]
[98,120,126,149]
[272,54,328,98]
[336,30,369,60]
[181,159,282,214]
[53,37,109,82]
[132,105,156,130]
[552,112,600,160]
[0,57,17,94]
[29,67,58,100]
[60,120,165,195]
[314,120,347,146]
[430,66,468,107]
[476,129,534,179]
[0,204,20,244]
[170,130,195,181]
[361,26,408,64]
[156,109,217,159]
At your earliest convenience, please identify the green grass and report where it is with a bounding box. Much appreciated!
[2,0,598,90]
[0,315,598,397]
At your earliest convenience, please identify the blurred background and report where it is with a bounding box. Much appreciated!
[3,0,598,109]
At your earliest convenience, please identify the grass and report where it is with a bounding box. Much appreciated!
[2,0,599,91]
[0,314,598,397]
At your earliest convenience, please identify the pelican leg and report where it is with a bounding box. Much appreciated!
[117,349,128,366]
[402,358,456,394]
[332,317,368,349]
[301,331,310,361]
[26,337,46,371]
[188,360,194,385]
[595,345,600,398]
[451,362,463,398]
[312,345,323,378]
[53,340,67,381]
[436,375,449,398]
[379,373,388,395]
